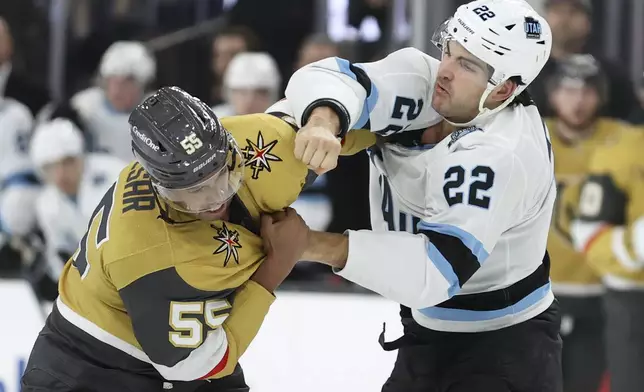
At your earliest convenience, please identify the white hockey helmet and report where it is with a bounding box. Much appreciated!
[223,52,281,96]
[432,0,552,125]
[30,118,84,168]
[99,41,156,86]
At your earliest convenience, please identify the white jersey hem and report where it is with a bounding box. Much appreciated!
[411,291,554,333]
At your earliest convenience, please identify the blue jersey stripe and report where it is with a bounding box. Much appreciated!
[417,282,551,321]
[334,58,379,129]
[418,222,489,264]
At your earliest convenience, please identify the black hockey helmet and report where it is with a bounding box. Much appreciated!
[129,86,245,214]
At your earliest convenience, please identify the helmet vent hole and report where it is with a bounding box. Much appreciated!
[453,28,457,33]
[505,24,516,31]
[537,40,546,45]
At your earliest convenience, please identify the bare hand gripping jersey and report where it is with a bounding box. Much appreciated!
[54,113,373,381]
[285,47,556,332]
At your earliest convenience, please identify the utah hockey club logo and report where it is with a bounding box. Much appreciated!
[524,16,542,40]
[212,223,242,267]
[242,131,282,179]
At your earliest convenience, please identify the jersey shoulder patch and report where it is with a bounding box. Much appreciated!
[447,126,484,148]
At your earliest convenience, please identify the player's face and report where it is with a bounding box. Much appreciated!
[104,76,144,112]
[212,35,247,77]
[550,83,601,128]
[432,41,489,123]
[229,88,273,115]
[42,156,84,197]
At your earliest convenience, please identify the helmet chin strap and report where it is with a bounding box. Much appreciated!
[444,84,515,128]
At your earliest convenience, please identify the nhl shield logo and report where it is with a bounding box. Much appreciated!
[524,17,542,40]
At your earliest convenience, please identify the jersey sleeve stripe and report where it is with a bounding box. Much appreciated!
[153,328,230,381]
[334,58,379,129]
[199,347,230,379]
[423,230,481,290]
[632,217,644,263]
[418,222,490,263]
[611,227,644,271]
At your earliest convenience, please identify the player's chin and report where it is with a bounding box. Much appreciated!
[196,203,228,221]
[431,93,450,114]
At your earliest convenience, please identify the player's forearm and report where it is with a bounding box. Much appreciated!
[301,230,349,269]
[336,230,455,309]
[215,280,275,378]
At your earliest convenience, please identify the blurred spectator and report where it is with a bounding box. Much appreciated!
[30,118,125,281]
[212,52,281,117]
[71,41,156,162]
[0,91,38,239]
[530,0,636,121]
[545,54,620,392]
[295,34,340,70]
[210,25,260,106]
[629,73,644,125]
[227,0,315,93]
[0,16,49,116]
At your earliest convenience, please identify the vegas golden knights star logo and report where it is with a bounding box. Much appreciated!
[242,131,282,179]
[212,223,242,267]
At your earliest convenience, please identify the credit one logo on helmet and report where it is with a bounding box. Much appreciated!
[133,126,160,152]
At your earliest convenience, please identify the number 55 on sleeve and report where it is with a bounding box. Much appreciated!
[110,259,275,381]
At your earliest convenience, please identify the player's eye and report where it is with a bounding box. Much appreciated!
[460,59,475,72]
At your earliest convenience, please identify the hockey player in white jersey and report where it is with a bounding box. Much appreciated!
[0,96,40,237]
[71,41,156,162]
[30,118,126,280]
[265,0,562,391]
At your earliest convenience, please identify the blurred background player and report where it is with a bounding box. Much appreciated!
[0,16,49,116]
[544,54,634,392]
[571,117,644,392]
[30,118,125,283]
[210,25,261,106]
[212,52,281,117]
[0,88,38,279]
[71,41,156,162]
[531,0,637,121]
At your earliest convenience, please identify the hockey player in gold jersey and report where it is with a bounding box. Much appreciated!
[21,87,374,392]
[571,117,644,392]
[544,54,637,392]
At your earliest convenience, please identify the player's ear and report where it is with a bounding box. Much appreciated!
[489,79,518,103]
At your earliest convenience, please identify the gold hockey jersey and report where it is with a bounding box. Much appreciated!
[546,118,627,294]
[55,113,375,382]
[573,127,644,288]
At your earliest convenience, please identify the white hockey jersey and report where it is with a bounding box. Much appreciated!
[35,153,126,279]
[71,87,135,162]
[284,48,556,332]
[0,98,40,236]
[0,97,34,182]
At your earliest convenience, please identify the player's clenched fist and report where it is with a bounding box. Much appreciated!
[294,106,343,175]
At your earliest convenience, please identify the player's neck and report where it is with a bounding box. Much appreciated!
[421,121,455,144]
